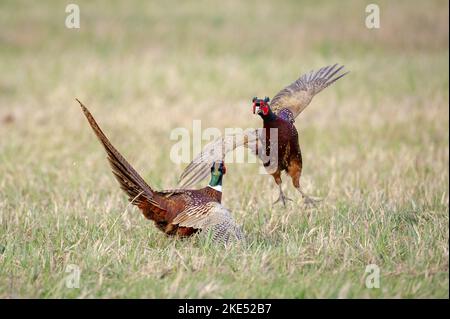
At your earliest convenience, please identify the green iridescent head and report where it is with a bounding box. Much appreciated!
[209,161,226,187]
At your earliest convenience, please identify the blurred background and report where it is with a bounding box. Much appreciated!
[0,0,448,298]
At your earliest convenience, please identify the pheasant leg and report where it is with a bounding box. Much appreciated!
[273,185,292,207]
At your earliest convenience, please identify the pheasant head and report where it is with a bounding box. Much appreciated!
[209,161,226,189]
[252,96,272,117]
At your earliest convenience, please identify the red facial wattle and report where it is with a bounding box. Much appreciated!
[261,104,269,115]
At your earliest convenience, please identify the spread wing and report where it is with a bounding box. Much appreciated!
[172,202,244,243]
[77,99,165,210]
[177,128,262,189]
[270,64,349,121]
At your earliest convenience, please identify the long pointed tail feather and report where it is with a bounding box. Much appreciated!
[77,99,162,209]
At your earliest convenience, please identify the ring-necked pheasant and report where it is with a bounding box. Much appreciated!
[177,64,348,206]
[77,99,242,243]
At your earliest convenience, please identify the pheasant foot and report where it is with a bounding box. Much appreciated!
[274,186,292,207]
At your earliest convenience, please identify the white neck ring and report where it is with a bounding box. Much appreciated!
[208,185,222,192]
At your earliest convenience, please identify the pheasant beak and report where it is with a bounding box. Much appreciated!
[253,103,260,114]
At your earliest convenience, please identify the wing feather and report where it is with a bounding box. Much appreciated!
[270,64,349,120]
[177,128,262,189]
[173,202,243,243]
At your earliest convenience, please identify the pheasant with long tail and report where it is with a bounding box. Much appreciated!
[77,99,242,243]
[177,64,348,206]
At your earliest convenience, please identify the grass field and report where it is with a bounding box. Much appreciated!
[0,0,448,298]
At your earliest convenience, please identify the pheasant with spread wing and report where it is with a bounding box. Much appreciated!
[178,64,348,206]
[77,99,242,243]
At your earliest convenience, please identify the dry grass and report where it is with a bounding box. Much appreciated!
[0,0,448,298]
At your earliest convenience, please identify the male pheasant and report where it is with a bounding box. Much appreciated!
[77,99,242,243]
[177,64,348,206]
